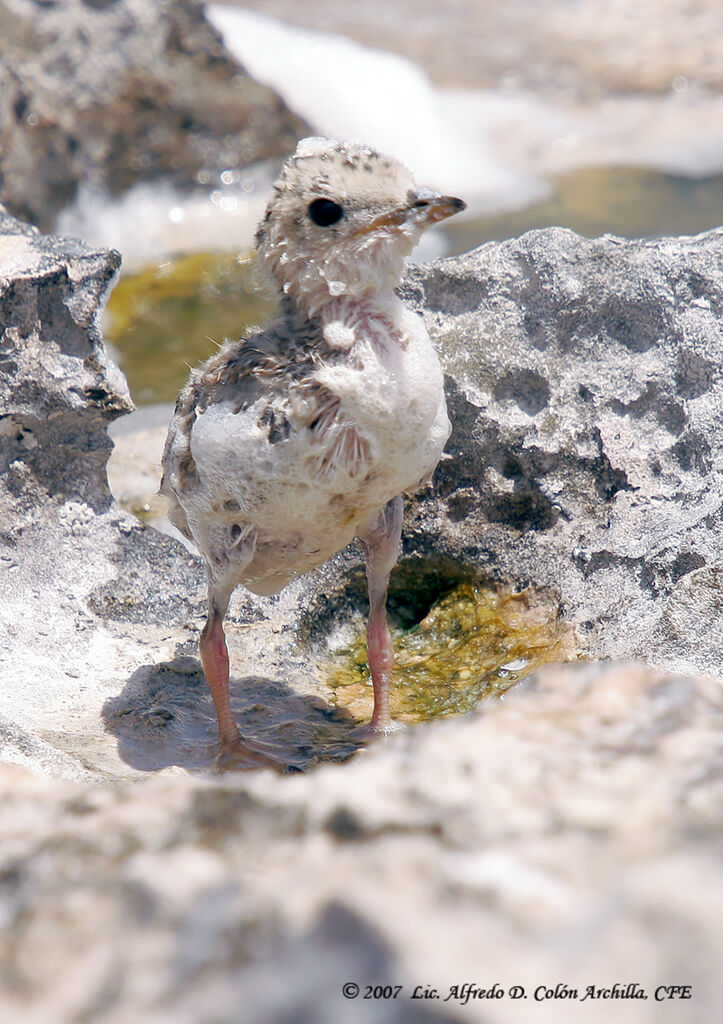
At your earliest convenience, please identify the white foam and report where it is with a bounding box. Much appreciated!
[205,5,545,214]
[57,175,272,274]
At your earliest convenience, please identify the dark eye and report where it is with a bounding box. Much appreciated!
[308,198,344,227]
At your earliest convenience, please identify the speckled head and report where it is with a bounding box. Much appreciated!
[255,137,465,316]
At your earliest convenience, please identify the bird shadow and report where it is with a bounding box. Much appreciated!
[102,655,362,774]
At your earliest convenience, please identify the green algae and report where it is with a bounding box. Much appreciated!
[327,581,579,724]
[104,251,277,405]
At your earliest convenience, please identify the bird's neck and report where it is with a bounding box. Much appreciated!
[281,292,409,357]
[282,287,401,329]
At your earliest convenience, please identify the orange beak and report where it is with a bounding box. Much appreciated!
[356,190,466,236]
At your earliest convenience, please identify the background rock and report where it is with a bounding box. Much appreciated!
[229,0,723,96]
[0,0,307,231]
[399,227,723,676]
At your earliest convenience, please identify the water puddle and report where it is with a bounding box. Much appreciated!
[104,251,276,404]
[326,581,579,725]
[103,656,361,775]
[444,166,723,254]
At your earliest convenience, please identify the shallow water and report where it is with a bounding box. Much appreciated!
[105,252,275,405]
[101,581,577,774]
[327,582,578,725]
[445,166,723,255]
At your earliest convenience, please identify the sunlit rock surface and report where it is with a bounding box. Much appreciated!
[0,0,307,231]
[401,227,723,677]
[0,210,363,779]
[0,210,202,778]
[2,213,723,1021]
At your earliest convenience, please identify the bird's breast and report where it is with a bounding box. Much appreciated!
[312,304,450,489]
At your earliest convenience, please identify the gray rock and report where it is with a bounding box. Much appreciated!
[0,0,307,230]
[1,661,721,1023]
[398,226,723,676]
[0,211,128,509]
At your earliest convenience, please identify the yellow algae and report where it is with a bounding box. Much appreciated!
[327,582,580,724]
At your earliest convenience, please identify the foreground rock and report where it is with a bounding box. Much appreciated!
[1,662,721,1023]
[0,0,307,230]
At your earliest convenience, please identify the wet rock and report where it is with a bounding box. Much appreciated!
[0,0,307,230]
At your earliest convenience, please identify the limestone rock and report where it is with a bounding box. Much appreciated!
[0,662,721,1023]
[398,226,723,677]
[0,0,307,230]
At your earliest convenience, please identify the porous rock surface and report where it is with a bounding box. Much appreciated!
[400,226,723,677]
[0,0,307,230]
[2,212,723,1022]
[1,663,722,1024]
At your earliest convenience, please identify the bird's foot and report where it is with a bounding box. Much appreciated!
[350,717,406,743]
[211,735,293,773]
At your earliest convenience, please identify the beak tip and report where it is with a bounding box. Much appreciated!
[426,195,466,224]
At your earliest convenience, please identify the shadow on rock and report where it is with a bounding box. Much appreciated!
[232,901,465,1024]
[102,656,360,774]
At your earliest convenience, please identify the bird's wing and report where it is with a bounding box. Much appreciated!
[160,314,374,532]
[160,325,288,511]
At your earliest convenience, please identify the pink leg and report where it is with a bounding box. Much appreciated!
[199,593,239,745]
[199,582,283,770]
[358,496,404,735]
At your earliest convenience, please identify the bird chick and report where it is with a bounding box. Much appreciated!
[161,137,465,766]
